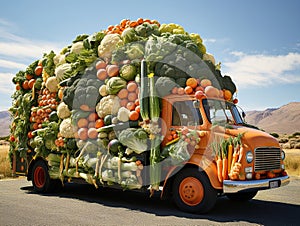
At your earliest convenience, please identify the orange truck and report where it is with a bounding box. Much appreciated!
[11,62,289,214]
[9,19,289,214]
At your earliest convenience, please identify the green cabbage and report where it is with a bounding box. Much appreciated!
[106,77,127,95]
[119,64,137,81]
[118,128,148,154]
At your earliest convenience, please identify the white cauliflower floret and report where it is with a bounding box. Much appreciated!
[117,107,130,122]
[98,34,123,59]
[96,95,120,118]
[59,118,75,138]
[53,54,66,65]
[57,102,71,119]
[45,77,58,93]
[70,41,84,54]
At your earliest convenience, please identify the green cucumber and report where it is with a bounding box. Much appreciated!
[139,60,150,122]
[148,73,160,123]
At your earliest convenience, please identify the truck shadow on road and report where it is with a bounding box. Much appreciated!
[22,183,299,225]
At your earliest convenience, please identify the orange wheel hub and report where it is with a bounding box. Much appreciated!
[179,177,204,206]
[34,166,46,188]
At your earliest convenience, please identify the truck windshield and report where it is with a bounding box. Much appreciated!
[203,99,244,125]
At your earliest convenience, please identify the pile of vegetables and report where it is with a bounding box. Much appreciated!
[9,18,239,191]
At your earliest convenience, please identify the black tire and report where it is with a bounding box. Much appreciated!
[172,168,217,214]
[32,160,51,193]
[226,191,258,202]
[31,160,63,193]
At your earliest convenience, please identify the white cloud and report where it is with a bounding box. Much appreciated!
[229,51,245,57]
[0,19,64,60]
[0,19,65,110]
[0,41,62,59]
[222,52,300,88]
[0,18,14,27]
[0,59,27,70]
[0,72,15,94]
[203,38,217,44]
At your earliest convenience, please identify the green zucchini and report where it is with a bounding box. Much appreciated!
[148,70,161,191]
[139,60,150,122]
[148,73,160,123]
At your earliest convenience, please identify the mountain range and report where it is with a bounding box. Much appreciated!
[0,111,11,137]
[0,102,299,137]
[244,102,300,134]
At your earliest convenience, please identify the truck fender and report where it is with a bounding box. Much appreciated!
[187,154,222,190]
[161,155,222,199]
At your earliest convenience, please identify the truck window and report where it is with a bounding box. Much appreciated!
[172,101,203,126]
[205,99,236,125]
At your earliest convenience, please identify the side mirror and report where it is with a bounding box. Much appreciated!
[242,111,246,119]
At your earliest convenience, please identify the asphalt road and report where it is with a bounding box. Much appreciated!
[1,177,299,226]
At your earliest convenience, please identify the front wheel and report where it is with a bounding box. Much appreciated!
[172,168,217,213]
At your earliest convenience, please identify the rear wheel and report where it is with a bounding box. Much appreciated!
[226,191,258,201]
[172,168,217,213]
[32,160,62,193]
[32,160,51,192]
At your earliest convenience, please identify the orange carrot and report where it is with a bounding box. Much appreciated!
[217,157,223,183]
[216,141,223,183]
[221,139,228,180]
[222,158,228,180]
[229,171,239,180]
[238,146,244,163]
[231,145,239,171]
[227,137,233,175]
[231,133,243,171]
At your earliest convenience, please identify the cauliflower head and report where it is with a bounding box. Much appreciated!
[59,118,75,138]
[96,95,120,118]
[57,102,71,119]
[45,77,58,93]
[70,41,84,54]
[98,34,124,59]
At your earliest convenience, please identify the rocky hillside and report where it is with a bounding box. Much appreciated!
[245,102,300,134]
[0,111,11,137]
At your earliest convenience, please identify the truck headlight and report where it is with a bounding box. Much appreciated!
[246,151,253,163]
[281,150,285,160]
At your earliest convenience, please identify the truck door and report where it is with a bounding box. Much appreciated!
[161,99,203,148]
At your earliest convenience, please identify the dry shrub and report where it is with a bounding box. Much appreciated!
[0,145,12,178]
[284,154,300,177]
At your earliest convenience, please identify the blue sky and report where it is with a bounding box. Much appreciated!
[0,0,299,111]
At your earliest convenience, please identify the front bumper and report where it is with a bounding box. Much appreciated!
[223,175,290,193]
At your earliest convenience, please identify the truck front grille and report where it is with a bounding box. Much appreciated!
[254,147,281,172]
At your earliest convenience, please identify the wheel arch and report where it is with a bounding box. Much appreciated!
[161,156,222,200]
